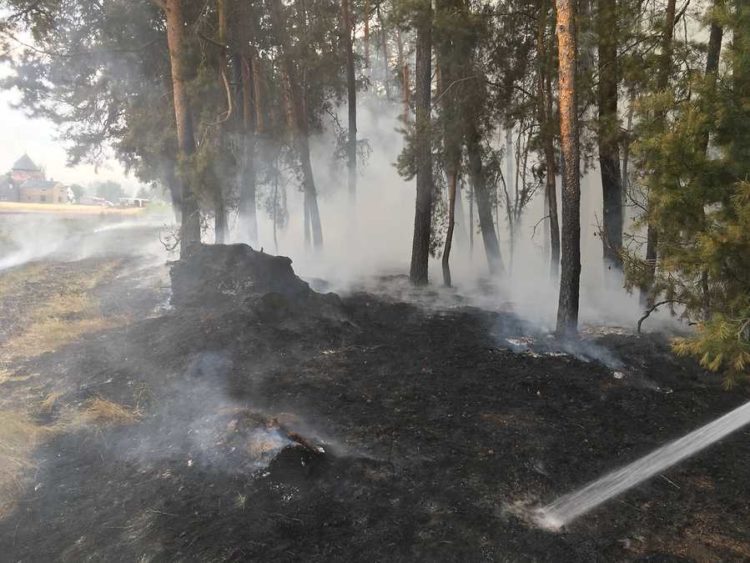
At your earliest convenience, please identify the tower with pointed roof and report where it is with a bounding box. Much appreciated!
[10,154,44,185]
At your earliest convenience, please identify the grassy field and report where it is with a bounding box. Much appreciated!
[0,201,145,216]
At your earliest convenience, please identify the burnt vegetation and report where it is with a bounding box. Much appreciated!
[1,0,750,560]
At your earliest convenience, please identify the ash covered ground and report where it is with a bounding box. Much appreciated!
[1,223,749,562]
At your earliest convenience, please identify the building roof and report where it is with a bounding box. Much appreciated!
[12,154,41,172]
[20,179,59,190]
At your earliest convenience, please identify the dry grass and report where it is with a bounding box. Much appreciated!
[0,259,141,519]
[3,317,117,362]
[0,263,47,300]
[38,392,62,415]
[0,410,51,518]
[0,395,141,518]
[0,259,124,362]
[75,397,142,426]
[0,201,145,216]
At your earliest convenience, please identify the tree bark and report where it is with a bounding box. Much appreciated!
[341,0,357,203]
[164,0,201,256]
[409,2,433,285]
[364,0,370,68]
[597,0,623,272]
[238,53,258,246]
[165,162,182,224]
[698,0,725,318]
[536,0,560,278]
[467,122,503,275]
[397,28,408,121]
[640,0,676,307]
[554,0,581,337]
[437,0,461,287]
[442,170,457,287]
[230,0,259,246]
[213,0,229,244]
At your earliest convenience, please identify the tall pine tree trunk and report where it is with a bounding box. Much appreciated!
[697,0,725,318]
[341,0,357,203]
[269,0,323,249]
[213,0,229,244]
[467,121,503,275]
[238,52,258,246]
[230,0,259,245]
[377,3,391,99]
[164,0,201,256]
[536,0,560,278]
[597,0,623,272]
[442,171,457,287]
[555,0,581,337]
[409,2,433,285]
[641,0,676,306]
[363,0,370,68]
[437,0,461,287]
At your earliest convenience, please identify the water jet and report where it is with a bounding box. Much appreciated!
[535,400,750,531]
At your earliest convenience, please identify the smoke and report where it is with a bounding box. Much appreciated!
[226,94,682,340]
[0,213,172,272]
[115,351,335,476]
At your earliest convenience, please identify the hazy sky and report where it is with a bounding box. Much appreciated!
[0,58,135,190]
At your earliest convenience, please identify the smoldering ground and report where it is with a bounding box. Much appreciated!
[0,213,171,271]
[1,235,749,561]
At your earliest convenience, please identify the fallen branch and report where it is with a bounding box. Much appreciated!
[637,299,682,334]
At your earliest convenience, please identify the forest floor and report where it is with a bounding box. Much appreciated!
[0,226,749,562]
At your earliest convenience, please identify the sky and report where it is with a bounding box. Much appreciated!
[0,60,137,192]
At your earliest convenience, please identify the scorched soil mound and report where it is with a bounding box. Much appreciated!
[1,244,749,562]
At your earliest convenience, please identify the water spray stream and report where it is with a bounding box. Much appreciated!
[534,400,750,531]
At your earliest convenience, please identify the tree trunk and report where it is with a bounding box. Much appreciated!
[377,3,391,99]
[409,3,433,285]
[341,0,357,203]
[164,0,201,256]
[214,0,229,244]
[402,62,410,122]
[437,0,461,287]
[597,0,623,272]
[231,0,260,248]
[700,0,724,153]
[253,55,266,135]
[544,138,560,278]
[468,179,474,255]
[238,53,258,246]
[364,0,370,68]
[641,0,676,307]
[442,170,457,287]
[467,122,503,275]
[397,28,408,120]
[554,0,581,337]
[165,162,182,224]
[536,1,560,278]
[269,0,323,249]
[698,0,725,318]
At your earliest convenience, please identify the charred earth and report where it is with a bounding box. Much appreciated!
[0,241,749,561]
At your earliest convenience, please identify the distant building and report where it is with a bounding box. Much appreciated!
[1,154,70,204]
[10,154,45,185]
[18,178,67,204]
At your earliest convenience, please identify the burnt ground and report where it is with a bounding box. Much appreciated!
[1,236,750,562]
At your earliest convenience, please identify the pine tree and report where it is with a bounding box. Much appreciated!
[554,0,581,337]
